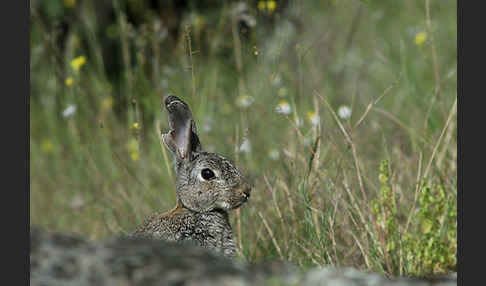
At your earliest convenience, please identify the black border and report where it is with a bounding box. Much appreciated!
[460,0,481,285]
[3,0,30,285]
[2,0,29,285]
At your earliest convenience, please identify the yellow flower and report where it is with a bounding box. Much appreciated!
[41,139,54,153]
[275,100,291,115]
[306,111,320,126]
[130,151,139,161]
[64,0,76,8]
[71,56,86,72]
[267,1,277,13]
[101,97,114,110]
[65,77,73,87]
[236,94,255,108]
[257,1,266,11]
[414,32,427,46]
[131,122,140,130]
[126,138,139,161]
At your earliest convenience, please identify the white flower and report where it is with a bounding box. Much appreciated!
[70,194,85,210]
[338,105,352,120]
[236,94,255,108]
[271,74,282,87]
[306,111,320,126]
[275,100,292,115]
[62,104,77,118]
[239,138,251,153]
[203,118,213,132]
[268,149,280,160]
[447,69,456,79]
[294,116,303,127]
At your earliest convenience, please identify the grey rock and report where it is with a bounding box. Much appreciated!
[301,267,457,286]
[30,227,457,286]
[31,227,255,286]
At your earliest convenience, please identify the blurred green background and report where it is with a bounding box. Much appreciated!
[30,0,457,277]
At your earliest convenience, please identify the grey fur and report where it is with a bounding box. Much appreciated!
[133,95,251,258]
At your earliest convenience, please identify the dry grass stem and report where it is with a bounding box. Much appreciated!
[354,75,401,130]
[424,98,457,178]
[350,231,372,271]
[258,211,284,260]
[263,174,289,250]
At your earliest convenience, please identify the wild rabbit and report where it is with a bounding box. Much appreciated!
[133,95,251,258]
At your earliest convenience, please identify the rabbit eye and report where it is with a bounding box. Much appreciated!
[201,168,216,180]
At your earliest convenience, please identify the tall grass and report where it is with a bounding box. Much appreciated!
[30,0,457,277]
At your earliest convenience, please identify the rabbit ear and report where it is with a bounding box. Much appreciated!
[162,95,202,161]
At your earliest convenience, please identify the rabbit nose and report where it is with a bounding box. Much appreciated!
[243,192,250,201]
[242,185,251,202]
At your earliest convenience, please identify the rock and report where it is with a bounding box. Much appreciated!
[301,267,457,286]
[30,227,457,286]
[30,227,255,286]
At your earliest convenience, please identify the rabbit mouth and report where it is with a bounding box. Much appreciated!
[230,196,250,210]
[214,199,247,212]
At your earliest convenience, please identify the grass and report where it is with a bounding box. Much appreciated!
[30,0,457,277]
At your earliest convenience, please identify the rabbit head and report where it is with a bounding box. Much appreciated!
[162,95,251,213]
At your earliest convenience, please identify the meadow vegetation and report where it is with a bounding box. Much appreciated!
[30,0,457,277]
